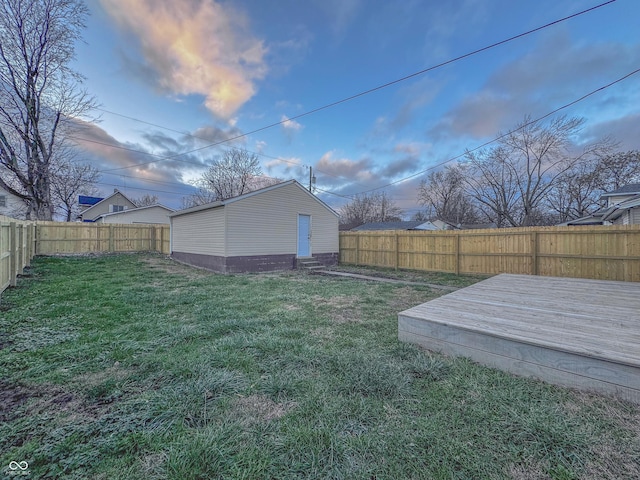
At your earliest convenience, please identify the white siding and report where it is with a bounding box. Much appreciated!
[225,182,338,256]
[0,188,27,219]
[631,207,640,225]
[607,194,637,207]
[98,206,173,224]
[171,206,225,256]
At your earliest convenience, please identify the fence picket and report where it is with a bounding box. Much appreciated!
[340,225,640,282]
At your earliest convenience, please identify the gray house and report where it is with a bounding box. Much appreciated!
[0,186,26,219]
[79,189,137,222]
[565,184,640,226]
[170,180,339,273]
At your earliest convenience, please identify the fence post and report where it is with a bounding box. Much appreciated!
[150,226,157,252]
[355,234,360,266]
[395,232,399,270]
[9,222,17,286]
[17,224,24,275]
[455,233,460,275]
[109,225,114,252]
[531,231,538,276]
[27,224,34,265]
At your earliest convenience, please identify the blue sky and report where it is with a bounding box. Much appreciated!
[71,0,640,217]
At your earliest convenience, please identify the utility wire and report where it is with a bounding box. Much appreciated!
[81,0,615,173]
[100,66,638,203]
[353,66,640,195]
[84,108,372,188]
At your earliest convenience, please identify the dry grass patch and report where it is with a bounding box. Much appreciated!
[140,254,212,279]
[233,394,297,424]
[312,294,363,323]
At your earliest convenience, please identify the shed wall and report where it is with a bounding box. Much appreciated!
[171,206,225,256]
[225,183,338,256]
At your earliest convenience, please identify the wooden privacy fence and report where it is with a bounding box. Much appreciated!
[34,222,170,256]
[1,220,170,300]
[0,216,35,298]
[340,225,640,282]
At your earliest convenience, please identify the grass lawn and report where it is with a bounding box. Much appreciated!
[1,254,638,479]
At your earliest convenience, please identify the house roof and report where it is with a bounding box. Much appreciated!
[170,180,339,218]
[601,194,640,222]
[600,183,640,197]
[352,221,424,231]
[95,204,175,220]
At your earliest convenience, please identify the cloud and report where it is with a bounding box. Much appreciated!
[280,115,303,141]
[585,113,640,151]
[100,0,267,119]
[313,0,362,38]
[429,32,640,141]
[316,151,375,185]
[264,157,307,178]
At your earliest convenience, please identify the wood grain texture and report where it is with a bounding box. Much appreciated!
[398,274,640,403]
[340,225,640,282]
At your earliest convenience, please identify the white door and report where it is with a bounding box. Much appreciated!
[298,214,311,257]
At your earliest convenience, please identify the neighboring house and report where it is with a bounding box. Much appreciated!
[94,204,175,224]
[78,189,137,222]
[352,220,497,231]
[0,186,27,219]
[170,180,339,273]
[565,183,640,226]
[351,221,425,231]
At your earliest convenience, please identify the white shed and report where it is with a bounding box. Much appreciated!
[170,180,339,273]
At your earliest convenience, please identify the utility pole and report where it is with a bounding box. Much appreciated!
[309,166,316,192]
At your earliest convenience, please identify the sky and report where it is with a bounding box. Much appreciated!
[70,0,640,217]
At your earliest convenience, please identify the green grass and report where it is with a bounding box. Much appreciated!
[1,254,638,479]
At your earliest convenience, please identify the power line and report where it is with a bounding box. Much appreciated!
[83,0,615,173]
[89,108,372,188]
[352,66,640,196]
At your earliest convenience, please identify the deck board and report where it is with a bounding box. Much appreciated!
[398,274,640,403]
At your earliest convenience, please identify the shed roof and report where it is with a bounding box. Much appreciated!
[170,180,339,218]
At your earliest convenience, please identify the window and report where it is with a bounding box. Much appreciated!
[111,204,125,212]
[0,195,6,207]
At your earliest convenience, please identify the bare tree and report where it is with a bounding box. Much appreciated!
[50,161,100,221]
[183,148,281,207]
[465,146,522,227]
[465,115,611,227]
[417,165,478,225]
[546,156,604,223]
[0,0,94,220]
[339,191,404,227]
[131,194,159,207]
[598,151,640,191]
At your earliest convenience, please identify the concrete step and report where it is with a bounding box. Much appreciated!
[297,258,324,270]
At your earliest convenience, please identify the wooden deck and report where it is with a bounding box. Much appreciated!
[398,274,640,403]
